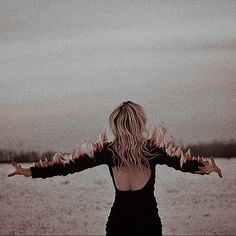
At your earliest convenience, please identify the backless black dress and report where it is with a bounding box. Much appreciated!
[30,140,204,236]
[106,162,162,236]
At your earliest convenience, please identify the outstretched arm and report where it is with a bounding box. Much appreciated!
[148,126,222,177]
[152,145,222,177]
[8,134,112,179]
[32,142,111,178]
[8,151,106,179]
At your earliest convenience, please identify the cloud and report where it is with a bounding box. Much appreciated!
[0,1,235,150]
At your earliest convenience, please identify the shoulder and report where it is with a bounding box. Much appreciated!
[143,139,163,154]
[142,139,165,165]
[96,141,115,166]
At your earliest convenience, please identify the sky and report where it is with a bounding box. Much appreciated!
[0,0,235,152]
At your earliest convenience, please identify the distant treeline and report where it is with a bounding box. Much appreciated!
[0,140,235,163]
[0,150,56,163]
[185,139,236,158]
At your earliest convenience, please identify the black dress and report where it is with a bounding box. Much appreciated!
[105,162,162,236]
[30,141,204,236]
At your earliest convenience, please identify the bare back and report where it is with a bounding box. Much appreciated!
[111,165,151,191]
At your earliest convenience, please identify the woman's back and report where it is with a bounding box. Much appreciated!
[111,165,151,191]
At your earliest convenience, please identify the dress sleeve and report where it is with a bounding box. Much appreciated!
[150,145,205,174]
[30,142,112,179]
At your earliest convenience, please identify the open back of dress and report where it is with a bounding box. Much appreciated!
[111,165,151,191]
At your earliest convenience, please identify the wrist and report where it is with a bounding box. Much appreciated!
[24,168,32,177]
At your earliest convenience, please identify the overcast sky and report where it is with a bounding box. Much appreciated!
[0,0,235,152]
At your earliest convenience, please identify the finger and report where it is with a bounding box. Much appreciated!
[12,161,22,171]
[210,156,215,165]
[217,168,223,178]
[11,160,19,168]
[8,171,17,177]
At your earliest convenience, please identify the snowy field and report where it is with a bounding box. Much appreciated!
[1,158,235,235]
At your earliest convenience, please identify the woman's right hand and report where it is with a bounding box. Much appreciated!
[8,160,32,177]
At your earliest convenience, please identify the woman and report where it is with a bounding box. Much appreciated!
[8,101,222,236]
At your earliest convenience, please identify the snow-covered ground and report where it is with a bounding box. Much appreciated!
[1,158,235,235]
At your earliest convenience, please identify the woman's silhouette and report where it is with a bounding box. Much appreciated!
[8,100,222,236]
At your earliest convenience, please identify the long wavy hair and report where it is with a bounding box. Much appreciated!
[108,101,154,171]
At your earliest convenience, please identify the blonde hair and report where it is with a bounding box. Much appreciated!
[108,101,153,171]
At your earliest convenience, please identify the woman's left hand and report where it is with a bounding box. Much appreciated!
[194,156,222,177]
